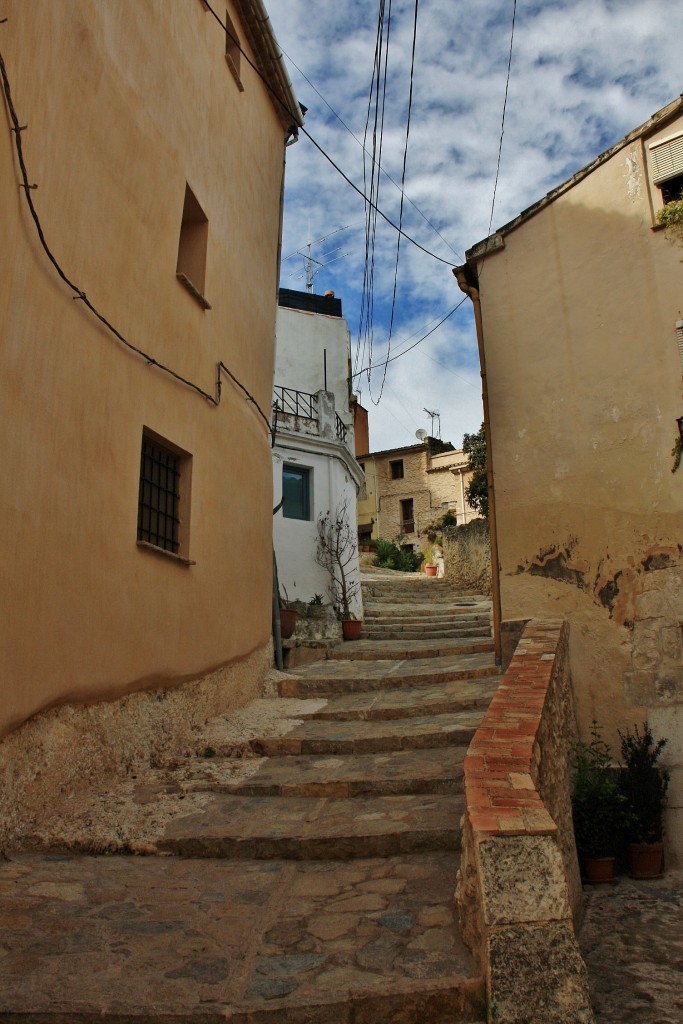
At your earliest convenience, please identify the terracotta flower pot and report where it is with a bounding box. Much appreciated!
[628,842,663,879]
[424,565,437,576]
[583,856,617,884]
[279,607,297,640]
[341,619,362,641]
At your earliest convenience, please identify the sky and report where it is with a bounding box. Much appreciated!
[267,0,682,454]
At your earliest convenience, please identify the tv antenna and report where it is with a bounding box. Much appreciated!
[283,225,352,292]
[423,408,441,439]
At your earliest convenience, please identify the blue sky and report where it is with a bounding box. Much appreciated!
[267,0,682,452]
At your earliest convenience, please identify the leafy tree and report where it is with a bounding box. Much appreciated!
[463,423,488,518]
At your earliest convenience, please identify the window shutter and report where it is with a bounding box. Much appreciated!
[650,133,683,183]
[676,321,683,372]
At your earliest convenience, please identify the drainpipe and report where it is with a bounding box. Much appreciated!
[453,264,502,667]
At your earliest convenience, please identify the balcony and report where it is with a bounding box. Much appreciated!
[272,384,353,452]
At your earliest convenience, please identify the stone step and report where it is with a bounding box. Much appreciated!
[329,637,494,662]
[280,653,499,697]
[159,793,464,859]
[180,746,468,798]
[301,675,501,721]
[365,608,489,621]
[361,625,491,641]
[0,851,485,1023]
[251,708,482,757]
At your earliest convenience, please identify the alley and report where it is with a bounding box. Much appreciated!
[0,568,498,1022]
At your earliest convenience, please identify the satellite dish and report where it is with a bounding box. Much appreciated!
[415,429,427,441]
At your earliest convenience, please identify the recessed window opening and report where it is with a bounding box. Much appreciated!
[390,459,404,480]
[400,498,414,534]
[176,184,209,304]
[660,172,683,206]
[137,431,192,558]
[650,133,683,205]
[225,9,243,87]
[282,464,311,521]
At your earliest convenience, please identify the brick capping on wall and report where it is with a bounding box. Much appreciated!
[456,619,595,1023]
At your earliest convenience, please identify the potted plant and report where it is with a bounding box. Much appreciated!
[619,723,670,878]
[314,500,362,640]
[571,722,631,883]
[278,584,298,640]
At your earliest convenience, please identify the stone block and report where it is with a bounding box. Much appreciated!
[478,835,570,927]
[623,668,655,707]
[488,920,594,1024]
[648,706,683,762]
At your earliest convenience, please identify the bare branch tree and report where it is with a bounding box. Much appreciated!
[314,499,360,620]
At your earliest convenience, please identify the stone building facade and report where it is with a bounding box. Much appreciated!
[357,438,476,550]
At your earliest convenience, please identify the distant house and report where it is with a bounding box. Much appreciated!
[356,438,477,549]
[272,289,364,622]
[457,96,683,858]
[0,0,303,820]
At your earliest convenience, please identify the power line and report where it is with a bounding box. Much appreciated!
[201,0,456,268]
[371,0,420,406]
[279,45,460,262]
[351,298,466,380]
[484,0,517,248]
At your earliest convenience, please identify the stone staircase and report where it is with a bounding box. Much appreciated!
[0,568,499,1023]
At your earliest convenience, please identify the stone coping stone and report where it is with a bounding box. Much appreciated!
[0,852,485,1023]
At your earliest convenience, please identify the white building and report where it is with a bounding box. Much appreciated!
[272,289,364,622]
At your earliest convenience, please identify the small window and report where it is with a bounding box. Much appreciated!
[224,9,244,89]
[650,133,683,208]
[137,431,192,560]
[390,459,404,480]
[176,184,211,309]
[660,172,683,206]
[282,465,311,521]
[400,498,414,534]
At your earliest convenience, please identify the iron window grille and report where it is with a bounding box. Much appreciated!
[138,437,181,554]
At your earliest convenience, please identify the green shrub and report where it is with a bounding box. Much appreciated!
[619,723,669,844]
[374,540,424,573]
[572,722,631,859]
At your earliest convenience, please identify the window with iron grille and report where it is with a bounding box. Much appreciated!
[137,435,182,554]
[390,459,404,480]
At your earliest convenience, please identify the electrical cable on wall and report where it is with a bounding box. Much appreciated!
[0,43,273,439]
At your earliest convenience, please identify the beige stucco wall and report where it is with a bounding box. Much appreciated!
[1,1,288,737]
[474,107,683,858]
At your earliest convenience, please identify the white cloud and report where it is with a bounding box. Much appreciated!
[268,0,682,451]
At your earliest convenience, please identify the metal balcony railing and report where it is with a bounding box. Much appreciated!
[335,413,348,444]
[272,386,318,421]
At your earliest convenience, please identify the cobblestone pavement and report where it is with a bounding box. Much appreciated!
[579,871,683,1024]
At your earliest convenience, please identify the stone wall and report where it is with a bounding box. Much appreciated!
[443,518,492,594]
[456,620,593,1023]
[0,643,272,851]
